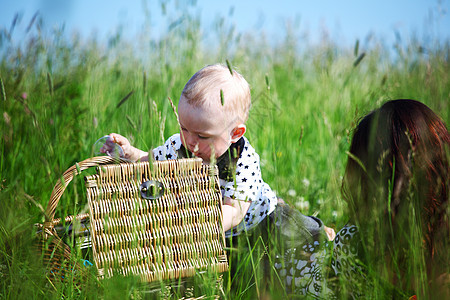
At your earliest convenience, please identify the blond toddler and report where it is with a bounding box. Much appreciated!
[104,64,278,236]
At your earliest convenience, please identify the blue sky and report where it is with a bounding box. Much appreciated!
[1,0,449,46]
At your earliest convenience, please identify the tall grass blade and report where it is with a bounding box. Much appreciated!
[142,71,147,96]
[346,151,367,173]
[220,89,225,105]
[9,13,19,36]
[167,97,179,123]
[46,72,53,96]
[354,39,360,56]
[126,115,137,130]
[265,74,270,90]
[168,17,184,31]
[26,12,39,33]
[353,52,366,67]
[0,78,5,101]
[226,59,233,75]
[116,91,134,108]
[14,69,24,88]
[299,125,304,146]
[381,74,387,86]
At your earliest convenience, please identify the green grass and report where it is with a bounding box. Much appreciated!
[1,4,449,299]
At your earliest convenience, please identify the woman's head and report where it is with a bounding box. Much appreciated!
[342,99,449,272]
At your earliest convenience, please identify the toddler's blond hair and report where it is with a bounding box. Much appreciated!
[181,64,251,125]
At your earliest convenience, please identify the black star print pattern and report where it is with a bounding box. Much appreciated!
[219,136,277,237]
[153,135,182,161]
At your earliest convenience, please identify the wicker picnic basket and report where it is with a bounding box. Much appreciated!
[37,156,228,283]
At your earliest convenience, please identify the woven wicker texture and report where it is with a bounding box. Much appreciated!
[39,156,127,284]
[85,158,228,282]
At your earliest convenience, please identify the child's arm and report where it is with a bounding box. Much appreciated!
[101,133,149,162]
[222,197,251,232]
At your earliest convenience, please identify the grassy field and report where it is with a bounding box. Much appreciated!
[0,5,449,299]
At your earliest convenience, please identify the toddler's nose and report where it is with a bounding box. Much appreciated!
[188,141,199,153]
[184,133,198,151]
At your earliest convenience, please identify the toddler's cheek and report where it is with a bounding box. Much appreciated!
[179,133,186,146]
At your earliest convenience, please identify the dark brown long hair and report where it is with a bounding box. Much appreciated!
[342,99,449,292]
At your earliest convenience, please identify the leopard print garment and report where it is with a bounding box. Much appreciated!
[331,224,365,298]
[274,240,337,298]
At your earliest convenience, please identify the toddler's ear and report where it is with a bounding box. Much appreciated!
[231,124,246,143]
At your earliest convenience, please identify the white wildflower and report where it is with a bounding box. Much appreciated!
[302,178,310,188]
[295,197,310,211]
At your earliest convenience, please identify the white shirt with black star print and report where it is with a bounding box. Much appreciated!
[152,133,278,237]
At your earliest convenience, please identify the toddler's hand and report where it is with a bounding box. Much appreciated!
[101,133,148,162]
[103,133,131,158]
[98,134,123,157]
[109,133,130,151]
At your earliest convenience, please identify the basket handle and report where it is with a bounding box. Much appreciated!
[44,156,128,227]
